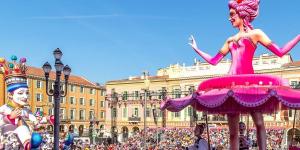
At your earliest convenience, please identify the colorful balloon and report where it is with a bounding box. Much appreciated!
[49,115,55,125]
[31,132,43,148]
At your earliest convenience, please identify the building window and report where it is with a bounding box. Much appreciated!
[146,108,150,117]
[48,82,54,90]
[70,85,75,92]
[122,91,128,100]
[289,110,293,117]
[158,110,163,118]
[79,110,85,120]
[90,89,95,95]
[89,99,94,106]
[271,59,277,64]
[134,91,139,100]
[100,112,105,119]
[100,90,105,96]
[100,101,104,107]
[112,108,117,118]
[35,107,42,113]
[187,85,195,93]
[60,108,65,119]
[291,81,300,89]
[60,97,65,104]
[89,110,94,120]
[172,88,181,98]
[188,107,192,116]
[158,87,166,99]
[123,108,127,118]
[70,109,76,120]
[175,112,180,118]
[134,108,138,117]
[80,86,84,93]
[48,96,53,103]
[59,125,65,132]
[36,93,42,102]
[80,98,85,105]
[36,80,42,88]
[70,97,76,105]
[48,108,54,116]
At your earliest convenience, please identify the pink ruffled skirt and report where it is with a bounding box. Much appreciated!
[161,74,300,114]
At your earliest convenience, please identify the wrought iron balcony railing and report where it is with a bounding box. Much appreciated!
[128,117,141,122]
[105,90,193,102]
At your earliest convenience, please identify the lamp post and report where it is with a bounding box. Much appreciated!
[152,108,159,147]
[143,71,150,150]
[42,48,71,150]
[91,113,97,144]
[161,87,167,128]
[189,87,196,127]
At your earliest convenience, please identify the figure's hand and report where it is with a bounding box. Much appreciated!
[188,35,198,50]
[9,108,21,119]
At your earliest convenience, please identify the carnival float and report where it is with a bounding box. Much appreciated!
[0,56,55,150]
[161,0,300,149]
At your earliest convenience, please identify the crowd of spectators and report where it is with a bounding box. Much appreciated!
[0,126,289,149]
[75,127,285,150]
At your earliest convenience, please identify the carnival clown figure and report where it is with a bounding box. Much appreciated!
[0,56,53,150]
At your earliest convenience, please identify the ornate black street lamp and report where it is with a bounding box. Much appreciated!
[42,48,71,150]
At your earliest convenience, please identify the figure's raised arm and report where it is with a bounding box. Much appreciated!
[256,29,300,57]
[189,35,229,65]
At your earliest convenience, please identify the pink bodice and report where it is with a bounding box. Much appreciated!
[228,37,256,75]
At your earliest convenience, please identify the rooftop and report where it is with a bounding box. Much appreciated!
[27,66,102,88]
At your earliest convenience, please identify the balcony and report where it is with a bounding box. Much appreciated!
[128,117,141,123]
[61,119,71,124]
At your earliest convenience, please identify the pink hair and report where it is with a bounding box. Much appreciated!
[228,0,260,30]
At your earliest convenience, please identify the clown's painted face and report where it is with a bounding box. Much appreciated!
[11,87,29,106]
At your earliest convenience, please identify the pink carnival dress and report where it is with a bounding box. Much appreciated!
[161,37,300,114]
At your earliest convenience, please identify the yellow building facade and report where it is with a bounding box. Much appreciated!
[105,54,300,143]
[0,66,106,136]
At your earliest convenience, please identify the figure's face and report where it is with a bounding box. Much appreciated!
[229,9,242,28]
[239,122,246,134]
[11,87,29,106]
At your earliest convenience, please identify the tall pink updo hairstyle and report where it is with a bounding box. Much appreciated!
[229,0,260,31]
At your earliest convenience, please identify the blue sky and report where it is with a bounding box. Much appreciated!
[0,0,299,84]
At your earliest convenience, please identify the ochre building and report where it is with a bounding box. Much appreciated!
[0,66,106,136]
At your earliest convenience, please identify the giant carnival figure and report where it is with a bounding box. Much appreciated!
[161,0,300,149]
[0,56,54,150]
